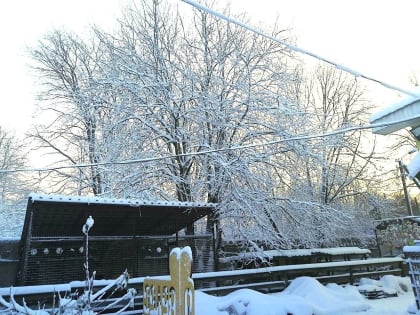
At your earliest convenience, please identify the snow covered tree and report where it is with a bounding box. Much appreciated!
[28,0,389,251]
[0,127,30,236]
[286,64,375,202]
[29,29,113,195]
[275,64,388,245]
[100,0,300,241]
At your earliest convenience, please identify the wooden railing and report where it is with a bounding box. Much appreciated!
[0,256,405,314]
[193,256,405,295]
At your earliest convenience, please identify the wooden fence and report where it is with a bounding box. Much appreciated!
[193,256,405,295]
[0,256,405,314]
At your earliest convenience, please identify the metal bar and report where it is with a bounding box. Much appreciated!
[399,160,414,216]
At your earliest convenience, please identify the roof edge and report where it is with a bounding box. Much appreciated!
[28,193,217,208]
[369,94,420,123]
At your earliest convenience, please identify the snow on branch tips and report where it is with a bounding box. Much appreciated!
[82,216,94,235]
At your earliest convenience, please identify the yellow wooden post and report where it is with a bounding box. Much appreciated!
[143,246,194,315]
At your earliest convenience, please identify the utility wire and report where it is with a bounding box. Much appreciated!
[181,0,419,98]
[1,117,418,174]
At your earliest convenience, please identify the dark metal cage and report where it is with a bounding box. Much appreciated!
[18,194,216,285]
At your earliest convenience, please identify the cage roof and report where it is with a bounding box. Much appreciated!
[22,193,216,238]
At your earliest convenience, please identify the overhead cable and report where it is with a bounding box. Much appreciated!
[181,0,418,98]
[1,117,418,174]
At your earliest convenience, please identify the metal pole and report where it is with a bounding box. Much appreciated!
[398,160,413,216]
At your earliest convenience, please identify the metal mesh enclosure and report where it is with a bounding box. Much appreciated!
[22,239,85,285]
[176,236,215,274]
[18,194,216,286]
[178,236,216,290]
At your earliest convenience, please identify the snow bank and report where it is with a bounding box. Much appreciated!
[195,275,417,315]
[282,277,370,314]
[196,276,371,315]
[197,288,314,315]
[359,275,411,296]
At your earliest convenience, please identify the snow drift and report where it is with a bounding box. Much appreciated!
[196,275,413,315]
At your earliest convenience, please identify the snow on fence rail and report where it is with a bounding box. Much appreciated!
[194,257,405,281]
[0,256,405,314]
[193,256,406,295]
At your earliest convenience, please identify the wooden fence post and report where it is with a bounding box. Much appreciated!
[143,246,194,315]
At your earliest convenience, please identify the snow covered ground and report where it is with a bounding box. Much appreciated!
[195,275,418,315]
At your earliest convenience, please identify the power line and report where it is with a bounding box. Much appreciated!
[1,117,417,174]
[180,0,418,98]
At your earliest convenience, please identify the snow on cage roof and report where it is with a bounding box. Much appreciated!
[28,192,217,208]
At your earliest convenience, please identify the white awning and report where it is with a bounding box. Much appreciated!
[370,95,420,135]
